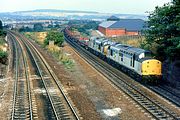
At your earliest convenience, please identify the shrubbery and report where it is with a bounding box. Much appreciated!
[0,20,8,65]
[0,50,8,65]
[44,31,64,47]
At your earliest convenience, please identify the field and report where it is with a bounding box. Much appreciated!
[24,32,74,69]
[0,37,8,52]
[24,32,47,45]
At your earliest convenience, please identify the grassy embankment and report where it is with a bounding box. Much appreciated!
[24,32,74,69]
[0,37,5,44]
[110,35,145,48]
[0,37,8,65]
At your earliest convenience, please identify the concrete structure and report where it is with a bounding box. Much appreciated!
[98,16,145,37]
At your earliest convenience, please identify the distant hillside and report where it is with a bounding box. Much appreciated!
[0,9,147,20]
[14,9,99,14]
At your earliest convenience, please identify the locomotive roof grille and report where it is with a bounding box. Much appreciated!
[103,40,114,46]
[92,37,151,57]
[138,58,154,62]
[95,40,102,44]
[110,44,149,56]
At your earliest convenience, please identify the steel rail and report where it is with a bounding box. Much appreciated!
[9,33,33,120]
[16,35,34,120]
[9,34,18,120]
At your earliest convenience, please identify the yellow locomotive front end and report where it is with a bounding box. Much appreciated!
[141,59,162,83]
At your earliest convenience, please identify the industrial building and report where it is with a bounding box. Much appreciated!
[98,16,145,37]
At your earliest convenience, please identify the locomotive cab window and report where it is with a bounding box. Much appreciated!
[145,51,152,58]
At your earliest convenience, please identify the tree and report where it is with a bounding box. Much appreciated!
[33,23,43,32]
[54,24,60,28]
[19,26,33,32]
[0,20,3,30]
[142,0,180,61]
[0,20,4,36]
[47,24,53,28]
[44,31,64,46]
[83,21,99,30]
[0,50,8,65]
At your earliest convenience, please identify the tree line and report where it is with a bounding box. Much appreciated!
[69,21,99,36]
[19,23,44,32]
[19,22,64,48]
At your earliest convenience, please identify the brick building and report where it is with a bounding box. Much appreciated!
[98,16,145,37]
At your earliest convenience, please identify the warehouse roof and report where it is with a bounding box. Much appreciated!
[99,21,116,28]
[99,19,145,31]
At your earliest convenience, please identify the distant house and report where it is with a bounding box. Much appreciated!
[107,16,120,21]
[98,16,145,37]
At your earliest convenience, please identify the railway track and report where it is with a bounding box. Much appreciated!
[9,31,80,120]
[149,85,180,107]
[9,33,34,120]
[65,35,180,120]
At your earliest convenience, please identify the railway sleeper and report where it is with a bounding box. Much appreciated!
[142,102,152,106]
[14,107,25,110]
[54,101,65,105]
[147,107,157,111]
[52,97,62,101]
[55,106,66,111]
[156,114,171,119]
[135,97,143,101]
[132,94,140,97]
[14,109,26,113]
[139,101,149,105]
[55,104,65,109]
[152,111,165,115]
[56,109,68,114]
[14,116,26,119]
[14,113,26,117]
[57,114,70,118]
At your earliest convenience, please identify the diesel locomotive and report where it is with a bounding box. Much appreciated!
[64,28,162,83]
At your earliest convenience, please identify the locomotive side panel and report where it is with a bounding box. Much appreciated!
[134,61,142,75]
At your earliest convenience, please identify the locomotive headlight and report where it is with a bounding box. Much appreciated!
[139,53,145,59]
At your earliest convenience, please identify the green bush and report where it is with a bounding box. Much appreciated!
[44,31,64,47]
[0,50,8,65]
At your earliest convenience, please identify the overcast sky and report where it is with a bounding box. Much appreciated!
[1,0,171,14]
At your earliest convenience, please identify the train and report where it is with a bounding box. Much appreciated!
[64,28,162,84]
